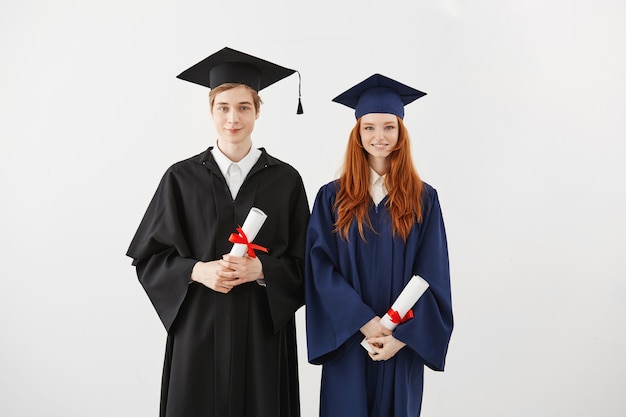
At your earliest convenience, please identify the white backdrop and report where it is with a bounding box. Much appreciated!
[2,1,625,416]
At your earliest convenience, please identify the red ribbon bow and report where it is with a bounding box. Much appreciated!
[228,227,268,258]
[387,308,414,324]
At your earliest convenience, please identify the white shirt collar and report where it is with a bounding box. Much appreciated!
[369,167,388,206]
[237,146,262,178]
[211,142,262,180]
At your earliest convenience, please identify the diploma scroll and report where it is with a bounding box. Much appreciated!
[229,207,268,257]
[361,275,430,353]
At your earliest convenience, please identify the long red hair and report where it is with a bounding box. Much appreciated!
[334,116,424,241]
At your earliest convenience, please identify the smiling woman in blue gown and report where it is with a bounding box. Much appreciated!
[305,74,454,417]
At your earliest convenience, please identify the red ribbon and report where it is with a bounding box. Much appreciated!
[228,227,268,258]
[387,308,414,324]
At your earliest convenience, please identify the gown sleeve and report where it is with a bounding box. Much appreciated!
[393,187,454,371]
[305,184,377,365]
[126,168,197,332]
[259,173,310,333]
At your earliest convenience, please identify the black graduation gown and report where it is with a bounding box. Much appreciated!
[126,147,309,417]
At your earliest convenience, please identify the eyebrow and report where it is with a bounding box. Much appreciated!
[361,121,397,126]
[215,101,254,106]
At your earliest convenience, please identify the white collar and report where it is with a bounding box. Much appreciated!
[211,143,262,180]
[369,167,385,186]
[369,166,388,206]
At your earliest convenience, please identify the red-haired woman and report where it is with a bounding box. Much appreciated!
[305,74,454,417]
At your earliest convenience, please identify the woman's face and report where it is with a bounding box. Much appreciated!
[359,113,399,163]
[211,85,259,146]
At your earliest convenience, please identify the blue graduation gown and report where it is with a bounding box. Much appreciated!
[305,180,453,417]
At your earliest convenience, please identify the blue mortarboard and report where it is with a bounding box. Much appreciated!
[177,47,303,114]
[332,73,426,119]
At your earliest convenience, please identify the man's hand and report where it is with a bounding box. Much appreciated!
[190,260,237,293]
[217,254,264,288]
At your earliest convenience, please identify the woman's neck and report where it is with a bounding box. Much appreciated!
[368,157,390,176]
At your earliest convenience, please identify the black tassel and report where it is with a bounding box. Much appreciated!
[296,71,303,115]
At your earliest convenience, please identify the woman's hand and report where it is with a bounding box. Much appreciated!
[360,317,392,340]
[366,335,406,361]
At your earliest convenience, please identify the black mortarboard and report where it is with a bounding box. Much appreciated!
[332,73,426,119]
[177,47,303,113]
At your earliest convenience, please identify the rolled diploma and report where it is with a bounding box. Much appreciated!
[229,207,268,256]
[361,275,430,353]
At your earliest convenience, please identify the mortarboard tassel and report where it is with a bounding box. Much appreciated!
[297,98,303,114]
[296,71,303,114]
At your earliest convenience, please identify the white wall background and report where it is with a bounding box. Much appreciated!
[2,1,625,416]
